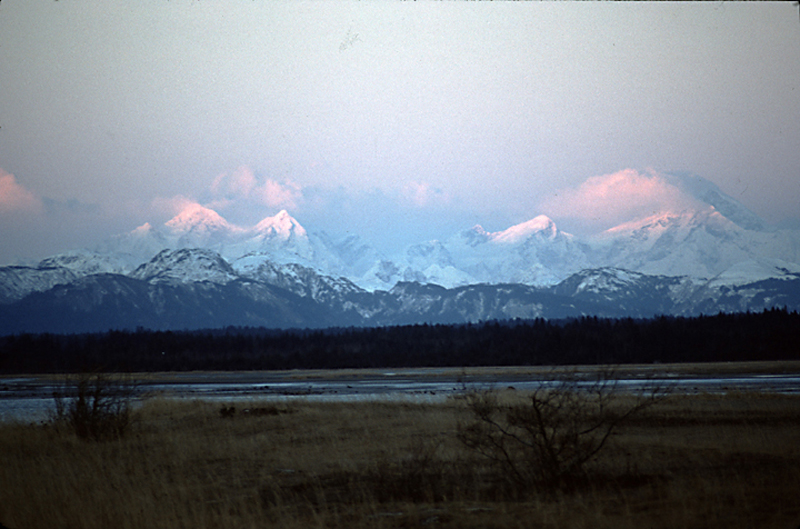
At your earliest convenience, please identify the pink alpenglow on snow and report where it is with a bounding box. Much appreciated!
[539,169,706,234]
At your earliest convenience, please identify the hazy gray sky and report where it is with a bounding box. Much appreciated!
[1,1,799,263]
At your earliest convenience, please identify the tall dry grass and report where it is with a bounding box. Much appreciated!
[1,391,799,528]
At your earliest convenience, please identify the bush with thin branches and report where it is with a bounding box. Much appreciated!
[51,372,136,441]
[458,370,665,491]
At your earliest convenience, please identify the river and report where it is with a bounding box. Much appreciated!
[2,363,800,423]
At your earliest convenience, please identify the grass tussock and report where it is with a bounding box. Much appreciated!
[1,391,800,529]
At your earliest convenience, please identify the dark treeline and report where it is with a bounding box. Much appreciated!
[0,308,797,374]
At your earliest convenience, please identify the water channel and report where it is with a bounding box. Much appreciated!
[2,365,800,423]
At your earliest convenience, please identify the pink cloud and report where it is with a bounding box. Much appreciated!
[539,169,705,232]
[256,178,303,210]
[210,166,257,198]
[151,195,199,218]
[210,166,303,211]
[402,181,450,208]
[0,169,43,215]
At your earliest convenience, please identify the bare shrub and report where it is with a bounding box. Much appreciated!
[51,372,136,441]
[457,370,665,491]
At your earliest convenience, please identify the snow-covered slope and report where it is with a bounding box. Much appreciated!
[663,172,766,231]
[677,259,800,315]
[358,215,590,290]
[588,209,800,279]
[0,265,79,304]
[704,259,800,288]
[448,216,590,286]
[234,256,363,302]
[37,249,140,276]
[552,267,702,315]
[132,248,239,285]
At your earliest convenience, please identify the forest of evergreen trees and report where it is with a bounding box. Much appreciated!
[0,308,797,374]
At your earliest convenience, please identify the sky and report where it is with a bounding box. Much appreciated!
[1,1,799,264]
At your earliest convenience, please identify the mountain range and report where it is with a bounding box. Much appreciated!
[2,173,799,334]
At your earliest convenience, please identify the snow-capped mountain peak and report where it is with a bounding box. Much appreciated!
[165,203,235,236]
[454,216,560,249]
[252,209,307,241]
[664,172,766,231]
[226,210,318,265]
[131,222,153,236]
[489,215,558,244]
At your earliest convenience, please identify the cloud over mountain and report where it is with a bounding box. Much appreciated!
[0,170,43,215]
[539,169,707,234]
[208,166,303,212]
[401,181,450,208]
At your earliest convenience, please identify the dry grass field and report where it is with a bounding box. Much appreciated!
[1,379,800,528]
